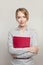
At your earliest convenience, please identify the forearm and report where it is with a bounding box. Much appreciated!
[9,47,29,55]
[10,46,39,58]
[11,51,36,58]
[9,46,39,57]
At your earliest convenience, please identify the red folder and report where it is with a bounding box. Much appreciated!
[13,36,30,48]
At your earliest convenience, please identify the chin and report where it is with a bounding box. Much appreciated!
[20,24,25,27]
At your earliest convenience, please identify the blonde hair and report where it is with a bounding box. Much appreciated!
[15,8,29,20]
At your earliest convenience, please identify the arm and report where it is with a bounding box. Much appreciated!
[28,31,39,54]
[11,46,39,58]
[8,31,39,58]
[8,32,30,55]
[14,31,39,58]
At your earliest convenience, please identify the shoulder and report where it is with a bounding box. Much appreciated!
[8,26,18,35]
[28,27,38,37]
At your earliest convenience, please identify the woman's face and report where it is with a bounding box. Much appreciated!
[16,11,28,27]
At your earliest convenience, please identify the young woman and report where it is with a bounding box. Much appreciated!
[8,8,39,65]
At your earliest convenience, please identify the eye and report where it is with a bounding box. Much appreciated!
[23,16,26,18]
[17,16,21,19]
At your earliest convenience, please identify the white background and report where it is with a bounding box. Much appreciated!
[0,0,43,65]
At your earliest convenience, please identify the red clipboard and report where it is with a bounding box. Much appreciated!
[13,36,30,48]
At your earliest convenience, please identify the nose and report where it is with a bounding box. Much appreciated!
[20,19,24,23]
[20,17,24,21]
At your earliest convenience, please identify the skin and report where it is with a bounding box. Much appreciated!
[11,11,39,57]
[17,11,27,27]
[16,11,28,35]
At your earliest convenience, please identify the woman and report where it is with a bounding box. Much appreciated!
[8,8,39,65]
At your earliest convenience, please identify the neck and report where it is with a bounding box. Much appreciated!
[18,25,27,30]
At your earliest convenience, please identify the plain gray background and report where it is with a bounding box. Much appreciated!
[0,0,43,65]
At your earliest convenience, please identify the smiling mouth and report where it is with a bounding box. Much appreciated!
[20,23,24,24]
[20,21,23,24]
